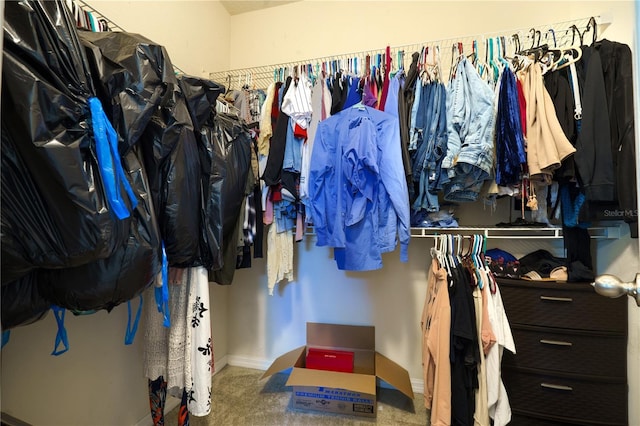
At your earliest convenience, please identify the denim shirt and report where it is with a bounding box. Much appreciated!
[309,106,410,270]
[443,56,495,176]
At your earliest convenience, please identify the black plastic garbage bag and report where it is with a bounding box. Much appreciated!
[209,113,252,284]
[179,75,226,270]
[1,272,50,330]
[77,30,202,267]
[78,31,168,152]
[2,113,160,319]
[139,80,201,267]
[1,0,136,283]
[38,147,162,312]
[2,0,160,320]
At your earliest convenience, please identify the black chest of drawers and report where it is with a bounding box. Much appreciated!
[497,278,629,426]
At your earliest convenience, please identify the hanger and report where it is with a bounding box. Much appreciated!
[584,16,598,45]
[434,235,450,276]
[488,38,500,83]
[554,46,582,71]
[569,24,584,46]
[497,37,510,69]
[512,33,521,55]
[525,28,543,50]
[449,43,463,81]
[430,235,443,269]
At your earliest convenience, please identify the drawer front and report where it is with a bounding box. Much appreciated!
[502,368,628,425]
[510,413,582,425]
[511,413,622,426]
[498,282,628,332]
[503,326,627,377]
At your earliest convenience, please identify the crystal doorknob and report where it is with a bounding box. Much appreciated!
[592,273,640,307]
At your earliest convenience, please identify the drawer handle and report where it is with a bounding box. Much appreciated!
[540,295,573,302]
[541,383,573,392]
[540,339,573,347]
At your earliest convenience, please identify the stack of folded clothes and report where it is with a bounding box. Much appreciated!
[486,249,594,283]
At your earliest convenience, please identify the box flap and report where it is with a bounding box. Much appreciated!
[260,346,306,380]
[375,352,414,399]
[307,322,375,351]
[287,367,376,395]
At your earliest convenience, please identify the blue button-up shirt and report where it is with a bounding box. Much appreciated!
[309,105,410,271]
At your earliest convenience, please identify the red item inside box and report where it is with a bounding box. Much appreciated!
[306,348,354,373]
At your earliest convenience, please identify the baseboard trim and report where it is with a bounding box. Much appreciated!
[226,354,273,371]
[134,355,230,426]
[411,377,425,395]
[214,355,229,374]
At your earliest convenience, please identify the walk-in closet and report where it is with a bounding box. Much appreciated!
[1,1,639,425]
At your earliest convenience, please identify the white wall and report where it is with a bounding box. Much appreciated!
[1,1,638,425]
[90,0,231,77]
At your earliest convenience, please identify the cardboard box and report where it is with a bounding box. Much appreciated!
[261,323,415,418]
[306,348,354,373]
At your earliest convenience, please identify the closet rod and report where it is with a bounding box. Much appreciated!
[210,15,608,90]
[76,0,187,76]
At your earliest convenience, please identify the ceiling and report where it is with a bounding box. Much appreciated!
[220,1,301,16]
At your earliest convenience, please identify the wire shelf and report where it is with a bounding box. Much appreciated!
[209,16,608,90]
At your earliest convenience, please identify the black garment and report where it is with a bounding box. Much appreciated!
[262,77,292,186]
[574,48,615,202]
[448,265,479,426]
[517,249,567,277]
[398,52,420,180]
[559,182,594,272]
[563,226,593,270]
[209,113,252,285]
[595,40,637,237]
[576,41,637,237]
[544,69,578,181]
[252,182,264,259]
[330,72,348,115]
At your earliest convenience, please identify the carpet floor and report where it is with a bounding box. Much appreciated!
[165,365,429,425]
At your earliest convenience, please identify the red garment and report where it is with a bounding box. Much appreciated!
[516,78,527,137]
[270,184,283,202]
[379,46,392,110]
[293,123,307,140]
[271,81,283,127]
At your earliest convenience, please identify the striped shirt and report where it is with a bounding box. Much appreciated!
[281,72,313,129]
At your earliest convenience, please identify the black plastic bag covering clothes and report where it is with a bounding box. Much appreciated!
[209,113,252,285]
[38,147,162,313]
[2,1,160,323]
[78,31,169,152]
[76,31,202,267]
[2,120,160,322]
[1,1,131,283]
[1,272,50,330]
[140,84,202,267]
[179,75,226,270]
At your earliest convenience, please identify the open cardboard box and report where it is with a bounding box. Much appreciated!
[261,322,415,418]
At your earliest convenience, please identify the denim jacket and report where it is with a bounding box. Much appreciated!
[443,56,495,177]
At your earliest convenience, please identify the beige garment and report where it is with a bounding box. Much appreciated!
[266,224,294,295]
[421,259,451,426]
[521,63,576,177]
[142,272,190,398]
[257,82,276,156]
